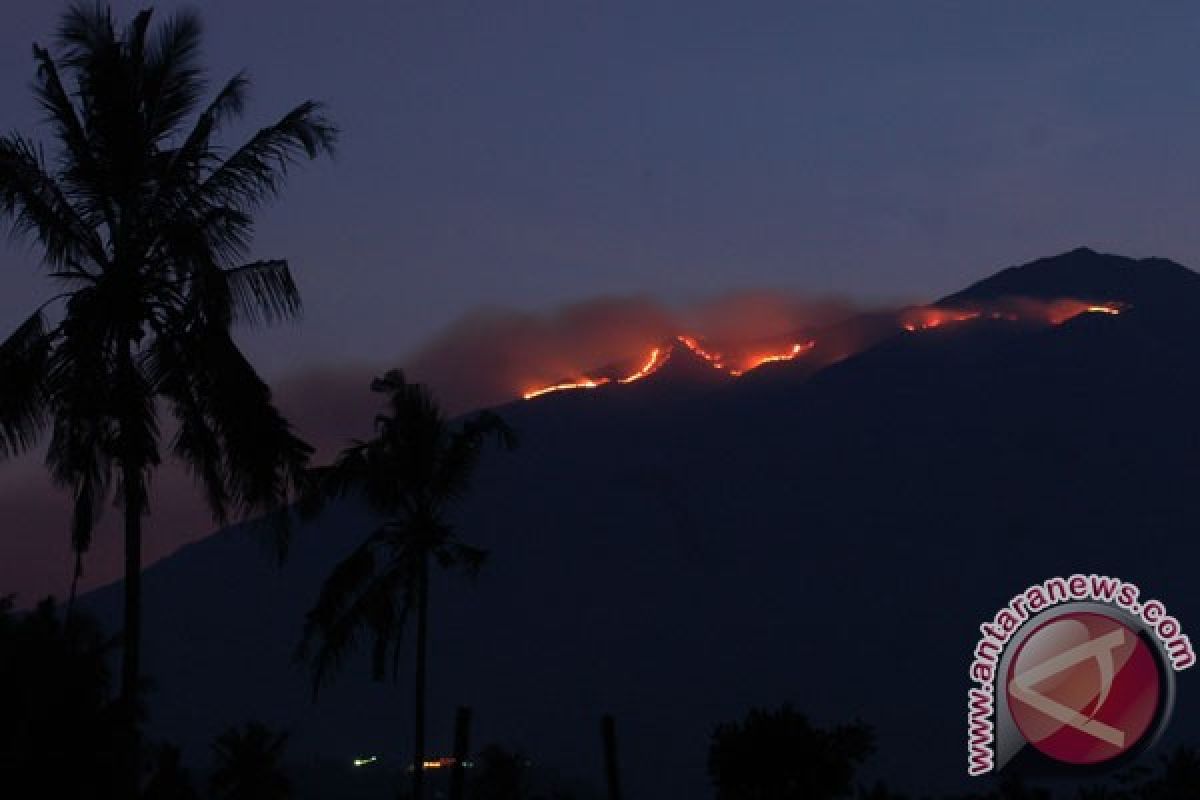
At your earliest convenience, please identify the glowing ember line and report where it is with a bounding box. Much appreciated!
[902,310,982,332]
[676,335,726,369]
[618,347,668,384]
[730,340,817,376]
[522,377,611,400]
[1085,304,1121,315]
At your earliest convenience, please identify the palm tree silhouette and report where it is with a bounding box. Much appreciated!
[298,370,516,800]
[0,3,334,787]
[210,722,291,800]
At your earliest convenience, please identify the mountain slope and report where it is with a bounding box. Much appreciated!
[81,248,1200,798]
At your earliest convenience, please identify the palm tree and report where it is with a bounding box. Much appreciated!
[298,370,516,800]
[0,2,335,785]
[209,722,291,800]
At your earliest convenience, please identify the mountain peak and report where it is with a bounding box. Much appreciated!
[938,248,1200,312]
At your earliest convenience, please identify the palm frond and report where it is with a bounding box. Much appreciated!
[0,135,107,272]
[298,442,371,519]
[0,310,53,458]
[152,326,311,548]
[159,71,248,189]
[200,100,337,212]
[142,9,205,141]
[432,410,517,504]
[297,529,411,695]
[30,44,92,174]
[222,259,302,326]
[57,2,117,68]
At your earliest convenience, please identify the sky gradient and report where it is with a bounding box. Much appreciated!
[4,1,1200,600]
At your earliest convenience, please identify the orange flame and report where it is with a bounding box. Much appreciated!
[618,347,669,384]
[521,298,1124,401]
[676,335,726,370]
[522,377,611,400]
[729,340,817,376]
[901,300,1123,332]
[1045,300,1124,324]
[901,309,983,332]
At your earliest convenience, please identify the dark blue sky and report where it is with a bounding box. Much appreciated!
[5,0,1200,599]
[3,0,1200,375]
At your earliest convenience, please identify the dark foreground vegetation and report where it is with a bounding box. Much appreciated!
[2,598,1197,799]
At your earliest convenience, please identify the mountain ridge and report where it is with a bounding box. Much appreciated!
[80,248,1200,798]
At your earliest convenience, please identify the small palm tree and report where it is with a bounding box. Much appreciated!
[209,722,291,800]
[0,4,335,779]
[298,370,516,800]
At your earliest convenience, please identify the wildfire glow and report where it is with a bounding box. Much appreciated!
[618,347,669,384]
[519,297,1125,401]
[523,335,817,399]
[729,340,817,376]
[676,335,726,370]
[521,377,611,400]
[901,309,985,332]
[1046,300,1124,324]
[902,299,1124,332]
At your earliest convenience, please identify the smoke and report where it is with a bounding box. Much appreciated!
[404,292,862,413]
[0,289,872,604]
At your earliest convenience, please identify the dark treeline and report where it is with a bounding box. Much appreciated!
[2,602,1196,800]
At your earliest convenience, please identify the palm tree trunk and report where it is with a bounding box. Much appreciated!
[413,552,429,800]
[121,471,142,706]
[121,458,143,795]
[64,550,83,624]
[118,338,144,796]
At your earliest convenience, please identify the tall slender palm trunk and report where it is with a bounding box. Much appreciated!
[413,553,429,800]
[117,339,145,795]
[121,476,142,705]
[121,461,144,795]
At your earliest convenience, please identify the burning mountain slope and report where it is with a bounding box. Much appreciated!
[518,251,1135,404]
[79,249,1200,799]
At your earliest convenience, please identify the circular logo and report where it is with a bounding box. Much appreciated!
[1005,611,1162,765]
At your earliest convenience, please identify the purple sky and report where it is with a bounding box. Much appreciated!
[4,1,1200,600]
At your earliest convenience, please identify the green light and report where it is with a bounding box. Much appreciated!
[352,756,378,768]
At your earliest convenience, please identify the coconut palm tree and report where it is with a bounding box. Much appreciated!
[298,370,516,800]
[0,2,335,784]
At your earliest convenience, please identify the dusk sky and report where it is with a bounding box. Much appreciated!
[5,1,1200,600]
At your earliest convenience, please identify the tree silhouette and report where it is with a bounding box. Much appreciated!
[0,595,124,799]
[708,705,874,800]
[209,722,291,800]
[0,3,334,789]
[298,370,516,800]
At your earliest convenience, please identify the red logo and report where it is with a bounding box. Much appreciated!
[1006,612,1161,765]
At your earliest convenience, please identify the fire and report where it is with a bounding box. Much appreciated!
[522,377,610,400]
[618,347,669,384]
[729,340,817,376]
[520,297,1125,401]
[901,309,984,332]
[1044,300,1124,324]
[522,335,816,400]
[676,335,726,370]
[901,300,1124,332]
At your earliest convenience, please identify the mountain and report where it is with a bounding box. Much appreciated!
[81,248,1200,798]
